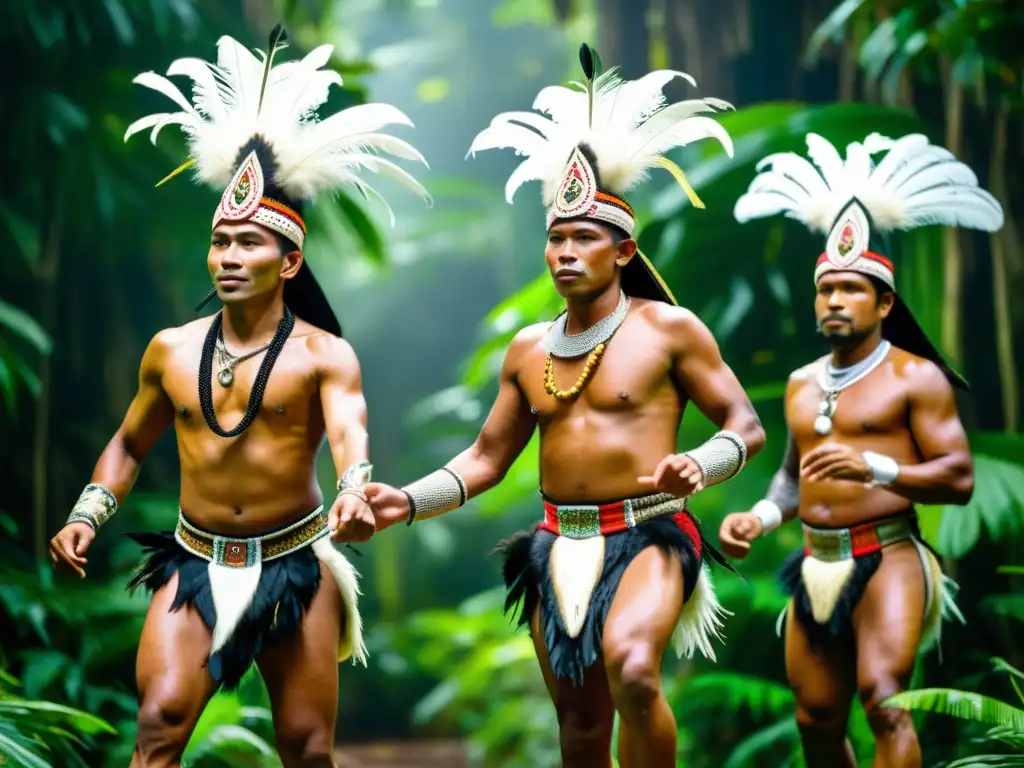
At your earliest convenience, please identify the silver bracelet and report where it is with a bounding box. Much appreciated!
[862,451,899,487]
[683,430,748,489]
[337,460,373,492]
[402,467,468,524]
[66,483,118,530]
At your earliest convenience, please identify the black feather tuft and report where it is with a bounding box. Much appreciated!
[258,26,289,114]
[578,43,594,81]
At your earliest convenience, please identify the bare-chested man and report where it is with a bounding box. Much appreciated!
[47,29,429,768]
[364,46,764,768]
[719,131,1004,768]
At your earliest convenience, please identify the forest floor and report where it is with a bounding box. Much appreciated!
[335,739,469,767]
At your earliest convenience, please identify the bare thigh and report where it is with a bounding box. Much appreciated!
[132,571,218,764]
[256,561,343,763]
[785,598,857,724]
[853,541,926,706]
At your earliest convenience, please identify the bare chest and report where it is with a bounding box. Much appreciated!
[788,369,908,446]
[163,343,321,434]
[519,330,678,422]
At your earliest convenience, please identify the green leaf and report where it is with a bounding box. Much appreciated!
[883,687,1024,731]
[0,203,41,265]
[805,0,871,65]
[0,299,52,355]
[723,717,799,768]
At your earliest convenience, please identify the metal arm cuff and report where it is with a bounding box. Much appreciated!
[337,460,373,492]
[66,483,118,530]
[862,451,899,487]
[683,430,748,488]
[402,467,468,524]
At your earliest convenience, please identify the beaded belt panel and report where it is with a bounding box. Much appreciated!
[802,516,914,562]
[174,506,329,568]
[539,492,687,540]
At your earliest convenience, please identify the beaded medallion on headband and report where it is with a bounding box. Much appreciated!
[734,131,1005,390]
[467,43,735,307]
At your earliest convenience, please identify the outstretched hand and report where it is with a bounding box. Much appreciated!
[328,490,376,543]
[638,453,704,498]
[363,482,412,531]
[49,522,95,579]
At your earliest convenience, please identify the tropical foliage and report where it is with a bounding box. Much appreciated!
[1,0,1022,766]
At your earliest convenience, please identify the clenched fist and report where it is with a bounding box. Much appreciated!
[718,512,763,560]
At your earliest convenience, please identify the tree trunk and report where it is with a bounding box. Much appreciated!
[32,192,65,563]
[989,106,1020,432]
[598,0,650,80]
[940,58,964,368]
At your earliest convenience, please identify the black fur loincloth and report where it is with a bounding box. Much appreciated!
[126,531,321,690]
[779,549,882,649]
[495,514,729,686]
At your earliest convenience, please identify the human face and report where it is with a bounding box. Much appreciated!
[814,271,893,346]
[207,222,301,304]
[544,220,634,299]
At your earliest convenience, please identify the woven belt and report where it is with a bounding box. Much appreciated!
[539,493,687,540]
[174,506,329,568]
[803,516,914,562]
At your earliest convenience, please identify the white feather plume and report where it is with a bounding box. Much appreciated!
[734,132,1003,234]
[467,66,734,205]
[125,35,430,210]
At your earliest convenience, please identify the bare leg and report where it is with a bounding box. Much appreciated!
[529,604,616,768]
[785,597,858,768]
[130,571,218,768]
[256,562,343,768]
[602,546,684,768]
[853,542,926,768]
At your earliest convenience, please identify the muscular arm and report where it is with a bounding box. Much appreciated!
[89,331,176,503]
[668,309,766,458]
[888,362,973,505]
[445,332,538,499]
[316,336,369,481]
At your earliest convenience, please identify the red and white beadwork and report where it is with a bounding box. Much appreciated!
[815,199,895,288]
[546,148,637,235]
[215,151,265,227]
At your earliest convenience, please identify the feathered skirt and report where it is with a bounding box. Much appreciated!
[495,492,733,686]
[778,512,963,653]
[126,506,366,690]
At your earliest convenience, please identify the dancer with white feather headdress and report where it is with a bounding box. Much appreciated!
[47,27,429,766]
[362,44,764,766]
[718,131,1002,767]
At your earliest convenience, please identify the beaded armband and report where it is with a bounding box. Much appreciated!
[402,467,468,525]
[683,430,748,489]
[66,483,118,531]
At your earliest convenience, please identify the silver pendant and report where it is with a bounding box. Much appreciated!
[218,367,234,388]
[814,414,833,435]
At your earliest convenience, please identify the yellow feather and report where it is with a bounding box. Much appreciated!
[155,157,197,188]
[653,156,705,209]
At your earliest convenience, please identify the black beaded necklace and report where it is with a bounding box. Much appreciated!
[198,306,295,438]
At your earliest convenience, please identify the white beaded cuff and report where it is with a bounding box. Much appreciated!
[684,430,748,488]
[402,467,468,524]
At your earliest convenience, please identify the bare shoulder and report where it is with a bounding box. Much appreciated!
[298,322,359,380]
[142,316,213,372]
[890,346,952,399]
[788,355,827,384]
[509,321,548,356]
[635,300,713,351]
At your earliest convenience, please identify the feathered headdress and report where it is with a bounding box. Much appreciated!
[123,27,431,335]
[734,132,1005,389]
[466,44,735,305]
[125,26,430,243]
